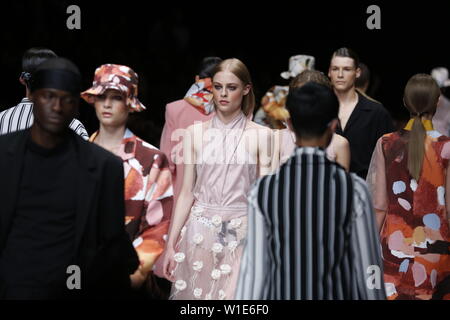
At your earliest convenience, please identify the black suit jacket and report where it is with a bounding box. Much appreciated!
[336,92,395,179]
[0,130,139,299]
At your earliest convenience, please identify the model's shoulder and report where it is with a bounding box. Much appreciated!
[0,106,14,117]
[186,119,210,132]
[166,99,189,110]
[80,137,121,165]
[333,133,349,147]
[0,130,26,145]
[360,94,388,113]
[133,134,159,151]
[247,121,273,132]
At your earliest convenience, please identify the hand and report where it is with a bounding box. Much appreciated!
[162,246,176,282]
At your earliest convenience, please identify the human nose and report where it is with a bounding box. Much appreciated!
[338,69,344,78]
[51,97,63,113]
[221,87,227,97]
[103,97,113,109]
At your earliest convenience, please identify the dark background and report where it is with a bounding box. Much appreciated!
[1,1,449,146]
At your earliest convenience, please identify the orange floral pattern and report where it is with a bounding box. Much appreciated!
[378,131,450,300]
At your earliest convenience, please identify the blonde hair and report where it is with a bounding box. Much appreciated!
[403,74,440,180]
[212,58,255,117]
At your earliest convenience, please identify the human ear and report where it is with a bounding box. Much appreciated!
[19,77,27,86]
[355,67,361,79]
[243,84,251,96]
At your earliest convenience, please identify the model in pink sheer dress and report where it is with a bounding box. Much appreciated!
[162,58,275,300]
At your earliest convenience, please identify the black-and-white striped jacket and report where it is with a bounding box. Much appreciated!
[236,147,386,300]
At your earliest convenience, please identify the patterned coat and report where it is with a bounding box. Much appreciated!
[90,129,173,279]
[367,129,450,300]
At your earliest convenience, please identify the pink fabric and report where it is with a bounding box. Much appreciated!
[366,137,388,211]
[170,112,259,300]
[433,95,450,136]
[160,99,214,204]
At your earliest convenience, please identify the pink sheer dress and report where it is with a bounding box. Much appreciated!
[170,111,260,300]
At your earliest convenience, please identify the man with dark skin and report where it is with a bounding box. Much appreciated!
[0,47,88,138]
[0,57,139,299]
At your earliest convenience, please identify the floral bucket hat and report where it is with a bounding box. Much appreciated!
[81,64,146,112]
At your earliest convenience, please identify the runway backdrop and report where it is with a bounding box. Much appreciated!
[1,1,449,146]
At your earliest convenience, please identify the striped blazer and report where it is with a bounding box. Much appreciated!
[0,98,88,140]
[236,147,386,300]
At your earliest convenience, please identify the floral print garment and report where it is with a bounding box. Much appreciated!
[184,78,214,115]
[367,129,450,300]
[253,85,290,129]
[90,129,174,277]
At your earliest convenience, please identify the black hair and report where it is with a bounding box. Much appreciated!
[21,47,57,86]
[22,47,57,74]
[34,57,80,76]
[286,82,339,139]
[355,62,370,88]
[197,57,222,79]
[30,57,81,94]
[331,47,360,68]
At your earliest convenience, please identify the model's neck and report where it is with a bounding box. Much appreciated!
[30,125,67,149]
[295,132,331,149]
[96,124,126,145]
[296,138,329,149]
[25,87,31,99]
[334,87,358,105]
[216,108,242,125]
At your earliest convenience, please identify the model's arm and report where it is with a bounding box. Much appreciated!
[271,129,282,173]
[259,127,276,176]
[162,125,197,281]
[160,104,177,176]
[446,156,450,227]
[130,151,174,288]
[366,137,388,233]
[334,134,351,172]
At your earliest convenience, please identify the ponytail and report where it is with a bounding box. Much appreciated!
[407,114,426,181]
[403,74,440,181]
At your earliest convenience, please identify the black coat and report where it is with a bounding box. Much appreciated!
[0,130,139,299]
[336,92,395,179]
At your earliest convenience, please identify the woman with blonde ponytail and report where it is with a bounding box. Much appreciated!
[367,74,450,300]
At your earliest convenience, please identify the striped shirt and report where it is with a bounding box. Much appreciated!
[0,98,89,140]
[235,147,386,300]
